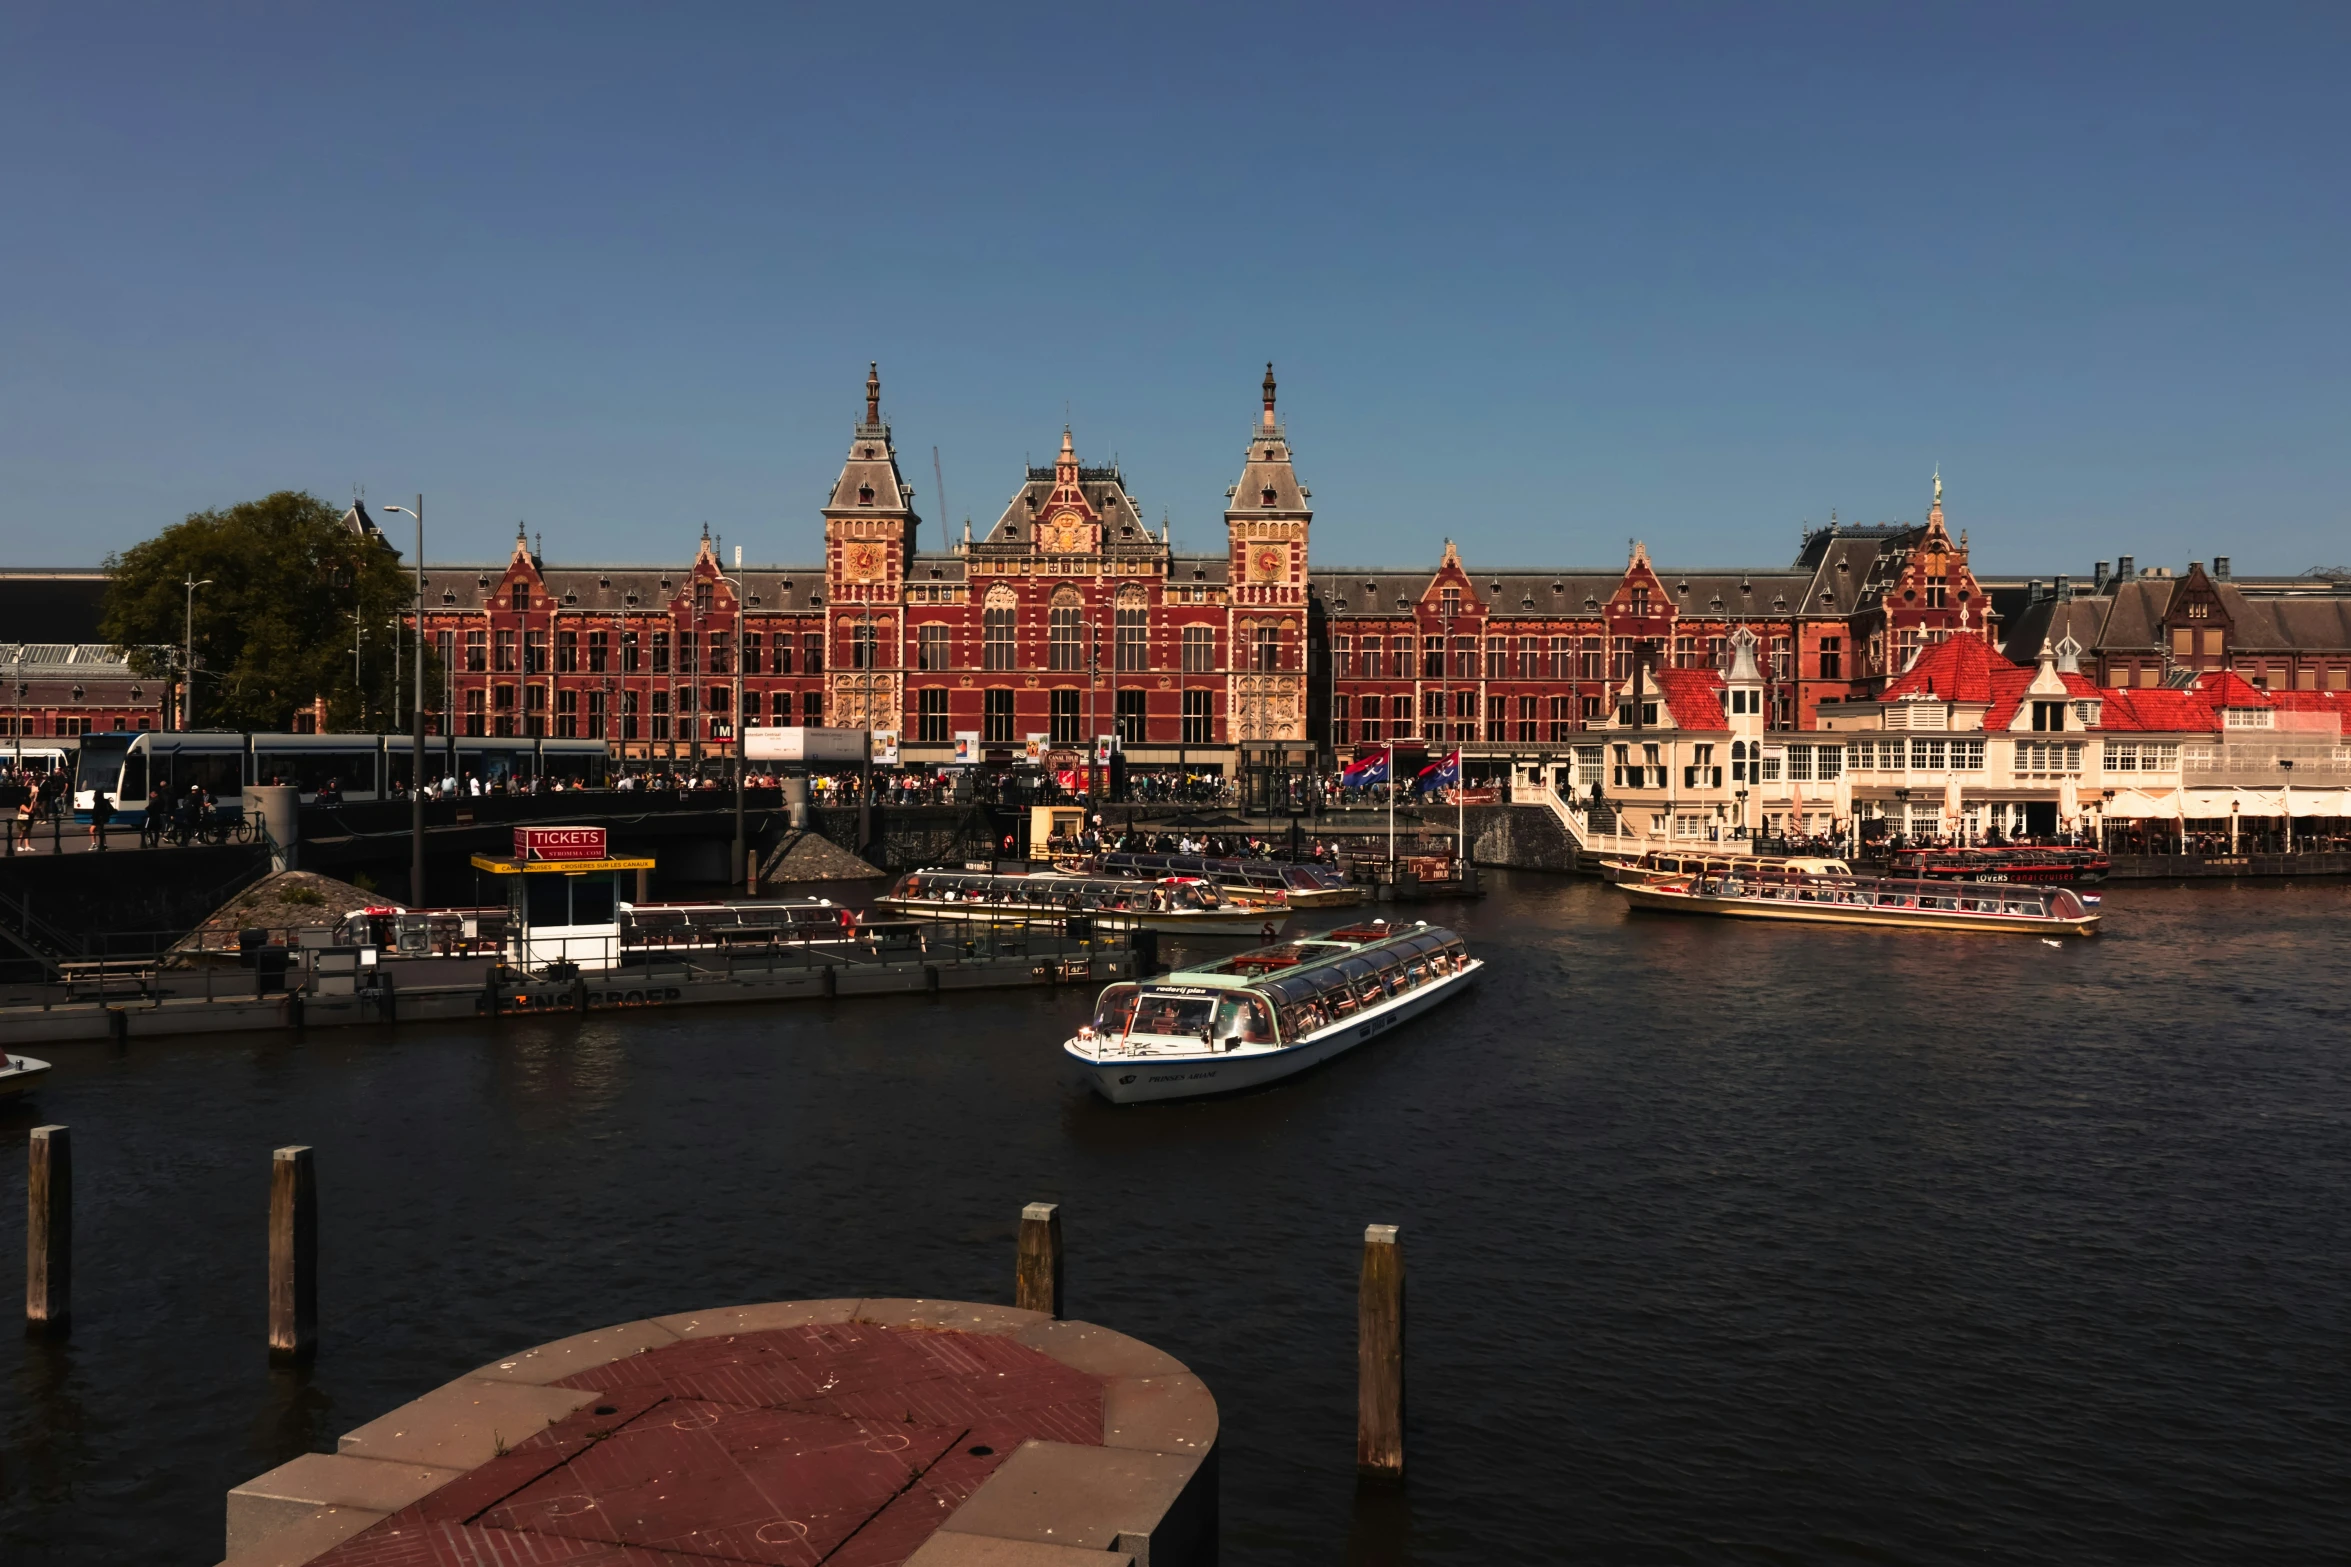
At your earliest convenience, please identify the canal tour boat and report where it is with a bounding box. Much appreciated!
[876,869,1277,938]
[1063,921,1481,1103]
[1597,848,1855,887]
[1884,846,2112,885]
[1619,869,2101,936]
[0,1053,53,1098]
[1085,851,1365,910]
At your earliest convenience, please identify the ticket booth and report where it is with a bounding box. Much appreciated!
[470,826,655,974]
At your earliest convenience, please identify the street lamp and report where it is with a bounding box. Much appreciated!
[182,575,213,729]
[378,498,428,908]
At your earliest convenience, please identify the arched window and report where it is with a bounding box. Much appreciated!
[1115,590,1148,671]
[1182,624,1216,673]
[1255,623,1281,672]
[983,588,1016,671]
[1049,591,1083,672]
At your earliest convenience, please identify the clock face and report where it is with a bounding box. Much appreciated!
[1253,546,1285,582]
[848,544,882,579]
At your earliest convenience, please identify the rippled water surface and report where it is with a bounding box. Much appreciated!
[4,873,2349,1565]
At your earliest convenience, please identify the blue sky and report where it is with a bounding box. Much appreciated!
[1,4,2343,576]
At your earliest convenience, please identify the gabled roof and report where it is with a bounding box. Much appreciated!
[1882,633,2003,704]
[2097,688,2220,733]
[1650,668,1726,730]
[1984,669,2102,731]
[2190,670,2271,707]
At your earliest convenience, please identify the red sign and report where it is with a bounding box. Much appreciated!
[514,826,608,862]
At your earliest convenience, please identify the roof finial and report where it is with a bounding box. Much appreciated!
[1932,465,1943,508]
[1262,361,1277,429]
[865,361,880,426]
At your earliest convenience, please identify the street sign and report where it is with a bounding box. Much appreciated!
[513,825,607,862]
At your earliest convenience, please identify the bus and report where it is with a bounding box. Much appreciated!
[71,732,612,823]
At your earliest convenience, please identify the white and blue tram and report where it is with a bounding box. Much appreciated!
[71,732,612,822]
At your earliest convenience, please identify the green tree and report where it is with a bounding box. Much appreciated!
[101,490,439,733]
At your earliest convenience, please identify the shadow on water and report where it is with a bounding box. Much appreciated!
[1346,1482,1416,1567]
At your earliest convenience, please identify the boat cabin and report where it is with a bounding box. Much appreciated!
[1082,923,1469,1051]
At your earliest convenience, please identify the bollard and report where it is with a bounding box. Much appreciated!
[1357,1222,1405,1485]
[268,1146,317,1363]
[26,1126,70,1334]
[1015,1201,1063,1319]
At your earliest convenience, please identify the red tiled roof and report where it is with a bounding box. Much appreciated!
[2097,687,2219,733]
[1882,633,2003,704]
[2191,670,2273,707]
[2264,688,2351,714]
[1651,669,1726,729]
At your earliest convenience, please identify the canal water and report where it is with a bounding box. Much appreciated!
[4,872,2348,1565]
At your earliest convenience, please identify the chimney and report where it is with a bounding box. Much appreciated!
[2093,561,2110,592]
[2213,556,2231,581]
[2026,578,2041,602]
[2054,573,2071,600]
[2117,554,2134,582]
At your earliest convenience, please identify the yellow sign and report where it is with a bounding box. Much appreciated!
[469,856,658,875]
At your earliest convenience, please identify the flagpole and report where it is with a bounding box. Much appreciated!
[1386,746,1394,889]
[1456,747,1464,883]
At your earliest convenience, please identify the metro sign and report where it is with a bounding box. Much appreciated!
[514,826,608,862]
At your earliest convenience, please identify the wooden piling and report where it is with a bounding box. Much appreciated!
[1015,1201,1063,1319]
[25,1125,70,1334]
[267,1146,317,1363]
[1356,1222,1404,1485]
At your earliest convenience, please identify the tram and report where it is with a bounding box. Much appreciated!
[69,731,612,822]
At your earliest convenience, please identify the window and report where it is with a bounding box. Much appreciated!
[1047,688,1080,742]
[1817,637,1842,679]
[1518,637,1539,678]
[1953,740,1984,770]
[802,690,823,725]
[465,630,487,672]
[1580,637,1602,680]
[1117,688,1146,742]
[1332,694,1352,746]
[1550,636,1571,679]
[1116,600,1147,671]
[1759,748,1781,782]
[511,582,529,611]
[555,687,578,738]
[1359,636,1381,679]
[1897,628,1920,671]
[1182,689,1213,745]
[1334,637,1353,678]
[1787,744,1813,782]
[707,685,729,717]
[556,630,578,673]
[741,633,761,675]
[464,688,486,736]
[803,633,823,676]
[1423,638,1444,680]
[708,632,729,675]
[1816,745,1844,781]
[694,581,711,613]
[771,634,792,674]
[679,632,696,674]
[1050,600,1083,671]
[985,600,1016,669]
[650,689,670,740]
[1549,695,1573,742]
[1908,738,1946,771]
[1631,586,1651,616]
[770,691,792,724]
[2031,700,2064,732]
[587,630,608,673]
[525,630,547,674]
[1770,637,1791,680]
[919,623,948,671]
[984,688,1015,744]
[619,690,640,740]
[1486,707,1506,743]
[1454,689,1478,719]
[1394,635,1416,676]
[1452,636,1475,680]
[1674,635,1696,669]
[585,689,605,739]
[1256,624,1281,672]
[651,632,670,674]
[1516,695,1537,742]
[852,620,878,670]
[1182,625,1216,672]
[2171,627,2194,657]
[918,687,948,743]
[494,630,517,673]
[1487,637,1509,679]
[1359,694,1384,743]
[620,630,639,673]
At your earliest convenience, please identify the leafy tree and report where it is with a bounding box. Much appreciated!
[101,490,440,733]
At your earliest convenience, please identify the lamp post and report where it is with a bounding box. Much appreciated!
[181,575,213,730]
[2279,757,2294,854]
[377,498,427,908]
[711,568,748,888]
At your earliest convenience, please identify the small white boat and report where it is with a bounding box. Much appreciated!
[1063,921,1481,1103]
[0,1054,53,1098]
[878,869,1279,939]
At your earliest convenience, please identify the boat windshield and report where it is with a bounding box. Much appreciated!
[1091,983,1140,1036]
[1213,993,1277,1045]
[1131,990,1219,1038]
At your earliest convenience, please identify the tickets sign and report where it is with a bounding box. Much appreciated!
[514,826,608,862]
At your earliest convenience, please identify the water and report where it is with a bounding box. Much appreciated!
[4,873,2349,1565]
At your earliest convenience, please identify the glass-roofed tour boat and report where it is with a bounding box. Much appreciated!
[877,869,1277,937]
[1064,920,1482,1103]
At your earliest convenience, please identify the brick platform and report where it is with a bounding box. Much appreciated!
[220,1300,1217,1567]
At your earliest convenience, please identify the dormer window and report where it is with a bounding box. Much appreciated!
[748,594,761,606]
[598,574,610,588]
[625,591,638,606]
[1260,488,1277,505]
[861,446,875,458]
[477,573,489,588]
[563,591,577,605]
[858,484,875,505]
[930,566,943,579]
[1194,567,1207,581]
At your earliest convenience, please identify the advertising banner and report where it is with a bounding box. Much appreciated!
[513,826,608,862]
[1023,733,1049,767]
[952,731,980,765]
[870,729,900,765]
[743,726,869,763]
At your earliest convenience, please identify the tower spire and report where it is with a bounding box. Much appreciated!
[865,361,881,427]
[1261,361,1277,429]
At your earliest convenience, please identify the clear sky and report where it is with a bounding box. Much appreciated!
[2,4,2343,577]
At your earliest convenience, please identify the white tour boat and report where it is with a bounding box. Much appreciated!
[1063,921,1481,1103]
[877,869,1279,938]
[0,1053,54,1098]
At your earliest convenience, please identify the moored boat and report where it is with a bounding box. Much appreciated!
[1885,846,2112,885]
[0,1053,54,1098]
[1063,920,1481,1103]
[1087,851,1364,909]
[1620,870,2100,936]
[876,869,1278,937]
[1598,849,1855,887]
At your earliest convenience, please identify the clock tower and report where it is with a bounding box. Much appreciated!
[1224,363,1312,742]
[822,362,921,734]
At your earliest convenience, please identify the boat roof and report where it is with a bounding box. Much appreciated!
[1142,920,1463,992]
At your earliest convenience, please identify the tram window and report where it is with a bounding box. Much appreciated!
[121,751,148,801]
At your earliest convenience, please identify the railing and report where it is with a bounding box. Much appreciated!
[1518,781,1660,858]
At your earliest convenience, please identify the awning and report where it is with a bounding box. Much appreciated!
[2286,788,2351,817]
[2101,788,2180,821]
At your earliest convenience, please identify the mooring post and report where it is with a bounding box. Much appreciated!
[26,1125,70,1334]
[267,1145,317,1363]
[1357,1222,1405,1485]
[1016,1201,1063,1319]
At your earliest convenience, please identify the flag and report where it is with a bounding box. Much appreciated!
[1341,747,1390,787]
[1416,750,1461,794]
